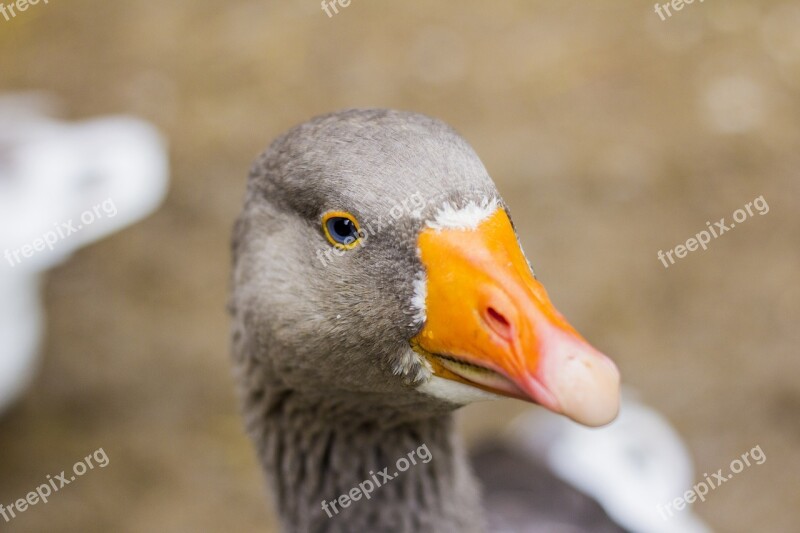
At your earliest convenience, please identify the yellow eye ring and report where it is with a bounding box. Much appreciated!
[322,211,362,250]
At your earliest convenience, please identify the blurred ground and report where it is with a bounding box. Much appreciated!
[1,1,799,531]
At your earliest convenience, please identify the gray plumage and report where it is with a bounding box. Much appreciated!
[229,109,622,532]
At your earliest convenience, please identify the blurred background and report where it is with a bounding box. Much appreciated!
[1,0,798,531]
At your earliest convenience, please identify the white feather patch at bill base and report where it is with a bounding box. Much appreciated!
[425,197,500,232]
[410,271,428,326]
[417,375,505,405]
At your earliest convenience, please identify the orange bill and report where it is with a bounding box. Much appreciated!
[412,208,620,427]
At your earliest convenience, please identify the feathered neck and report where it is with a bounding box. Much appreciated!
[238,377,486,532]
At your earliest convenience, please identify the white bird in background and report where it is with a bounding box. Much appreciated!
[500,390,713,533]
[0,93,169,414]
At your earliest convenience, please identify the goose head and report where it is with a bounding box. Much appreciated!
[232,109,620,427]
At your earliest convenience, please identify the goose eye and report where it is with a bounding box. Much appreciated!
[322,211,362,249]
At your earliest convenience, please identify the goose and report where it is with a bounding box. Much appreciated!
[487,392,712,533]
[230,108,623,532]
[0,94,168,414]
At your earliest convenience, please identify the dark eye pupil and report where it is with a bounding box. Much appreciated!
[333,218,353,237]
[327,217,358,243]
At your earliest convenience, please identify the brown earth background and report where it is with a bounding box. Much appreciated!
[1,1,799,531]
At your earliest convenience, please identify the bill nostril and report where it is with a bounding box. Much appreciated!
[484,306,514,341]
